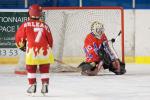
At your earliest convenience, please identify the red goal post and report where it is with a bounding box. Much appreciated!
[43,6,125,65]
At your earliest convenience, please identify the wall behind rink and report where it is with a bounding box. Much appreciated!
[117,9,150,64]
[134,10,150,63]
[0,9,27,64]
[0,9,150,64]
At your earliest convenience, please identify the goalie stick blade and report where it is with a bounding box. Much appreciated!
[14,70,27,75]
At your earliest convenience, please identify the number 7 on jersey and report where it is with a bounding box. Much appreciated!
[34,28,43,43]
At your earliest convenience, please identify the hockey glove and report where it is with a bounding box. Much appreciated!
[19,46,26,52]
[19,41,26,52]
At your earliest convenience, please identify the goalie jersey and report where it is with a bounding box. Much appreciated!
[84,32,108,63]
[15,19,54,65]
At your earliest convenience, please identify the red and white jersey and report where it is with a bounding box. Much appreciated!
[15,19,54,65]
[84,32,108,63]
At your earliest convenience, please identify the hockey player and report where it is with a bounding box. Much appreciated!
[78,21,126,76]
[15,4,54,95]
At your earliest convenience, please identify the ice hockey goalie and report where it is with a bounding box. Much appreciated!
[78,21,126,76]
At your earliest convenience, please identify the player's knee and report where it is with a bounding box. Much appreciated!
[39,64,50,73]
[26,65,37,73]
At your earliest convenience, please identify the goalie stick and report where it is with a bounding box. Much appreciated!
[54,59,76,68]
[54,59,80,72]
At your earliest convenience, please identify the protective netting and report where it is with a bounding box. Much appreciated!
[43,7,124,72]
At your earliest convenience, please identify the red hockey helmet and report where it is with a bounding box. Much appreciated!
[28,4,42,19]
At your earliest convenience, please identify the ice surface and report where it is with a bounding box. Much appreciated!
[0,64,150,100]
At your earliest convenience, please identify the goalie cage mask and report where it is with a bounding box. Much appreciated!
[91,21,105,38]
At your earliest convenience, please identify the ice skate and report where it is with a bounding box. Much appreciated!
[27,83,36,96]
[41,83,48,95]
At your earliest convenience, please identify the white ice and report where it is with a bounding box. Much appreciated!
[0,64,150,100]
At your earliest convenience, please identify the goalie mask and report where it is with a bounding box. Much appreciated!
[91,21,105,39]
[29,4,42,19]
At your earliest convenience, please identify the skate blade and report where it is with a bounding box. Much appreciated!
[41,92,48,96]
[41,93,46,96]
[27,93,35,97]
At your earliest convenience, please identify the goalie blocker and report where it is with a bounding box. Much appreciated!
[78,41,126,76]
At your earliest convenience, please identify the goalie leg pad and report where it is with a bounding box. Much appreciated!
[78,62,94,72]
[109,60,126,75]
[118,61,126,75]
[81,68,99,76]
[78,62,98,76]
[98,42,126,75]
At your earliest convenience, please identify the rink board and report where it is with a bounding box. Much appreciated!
[0,56,150,64]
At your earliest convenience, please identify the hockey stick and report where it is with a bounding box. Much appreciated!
[54,59,76,68]
[54,59,80,72]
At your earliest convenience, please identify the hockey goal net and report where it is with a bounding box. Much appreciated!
[42,7,124,72]
[14,7,124,74]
